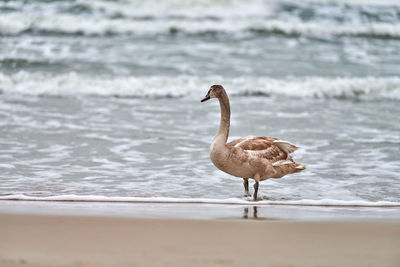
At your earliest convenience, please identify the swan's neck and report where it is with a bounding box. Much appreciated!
[214,90,230,144]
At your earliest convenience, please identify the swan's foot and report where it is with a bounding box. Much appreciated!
[253,181,259,201]
[243,178,250,197]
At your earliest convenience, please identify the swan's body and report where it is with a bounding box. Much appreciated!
[201,85,306,200]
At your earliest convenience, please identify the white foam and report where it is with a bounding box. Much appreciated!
[302,0,400,5]
[77,0,270,19]
[0,194,399,207]
[1,72,399,100]
[1,12,399,39]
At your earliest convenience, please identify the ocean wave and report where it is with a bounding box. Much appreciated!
[70,0,400,26]
[0,72,399,100]
[1,12,399,39]
[0,58,59,69]
[0,194,399,207]
[75,0,271,19]
[3,0,399,21]
[300,0,400,5]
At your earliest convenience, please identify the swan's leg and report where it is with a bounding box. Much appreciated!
[243,178,249,196]
[253,174,261,201]
[253,181,259,201]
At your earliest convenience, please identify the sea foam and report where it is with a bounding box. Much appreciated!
[1,194,399,207]
[1,12,400,39]
[1,72,399,100]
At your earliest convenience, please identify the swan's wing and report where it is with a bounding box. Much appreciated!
[227,136,276,150]
[227,136,298,162]
[273,140,298,154]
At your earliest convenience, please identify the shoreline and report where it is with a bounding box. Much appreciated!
[1,213,399,267]
[1,196,400,207]
[1,200,400,221]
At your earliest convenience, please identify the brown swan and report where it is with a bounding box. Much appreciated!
[201,85,306,200]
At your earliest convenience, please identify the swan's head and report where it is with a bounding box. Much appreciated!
[201,85,224,102]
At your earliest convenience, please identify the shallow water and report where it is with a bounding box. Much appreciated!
[1,200,400,221]
[0,0,400,212]
[1,94,399,203]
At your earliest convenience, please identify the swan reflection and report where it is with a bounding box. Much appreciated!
[242,206,258,219]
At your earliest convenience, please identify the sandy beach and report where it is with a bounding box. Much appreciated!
[1,214,399,267]
[1,1,400,267]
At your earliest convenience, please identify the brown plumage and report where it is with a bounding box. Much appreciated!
[201,85,306,200]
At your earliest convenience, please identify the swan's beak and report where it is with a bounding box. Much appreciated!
[201,93,210,102]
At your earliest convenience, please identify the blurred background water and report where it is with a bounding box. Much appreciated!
[0,0,399,205]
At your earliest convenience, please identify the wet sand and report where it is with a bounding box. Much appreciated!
[0,214,399,267]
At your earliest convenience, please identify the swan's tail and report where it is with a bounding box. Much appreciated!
[272,160,306,172]
[271,162,306,178]
[293,163,307,172]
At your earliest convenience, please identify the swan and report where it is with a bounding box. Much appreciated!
[201,85,306,200]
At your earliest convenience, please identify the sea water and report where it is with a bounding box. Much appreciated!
[0,0,399,218]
